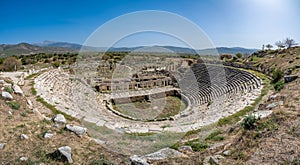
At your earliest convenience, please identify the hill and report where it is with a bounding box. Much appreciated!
[0,41,258,57]
[0,43,77,57]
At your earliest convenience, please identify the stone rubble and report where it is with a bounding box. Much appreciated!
[65,124,87,136]
[0,143,5,150]
[12,84,24,96]
[53,114,66,124]
[1,91,13,100]
[58,146,73,164]
[20,134,29,140]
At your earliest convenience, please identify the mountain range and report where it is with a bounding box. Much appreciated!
[0,41,258,57]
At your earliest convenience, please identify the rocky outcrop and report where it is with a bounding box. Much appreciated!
[130,148,186,164]
[203,155,225,165]
[13,84,24,96]
[1,91,13,100]
[58,146,73,164]
[284,75,298,83]
[65,124,87,136]
[53,114,66,125]
[145,148,186,161]
[178,146,193,153]
[129,155,149,165]
[266,101,283,109]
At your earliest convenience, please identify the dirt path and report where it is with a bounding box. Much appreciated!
[22,76,52,118]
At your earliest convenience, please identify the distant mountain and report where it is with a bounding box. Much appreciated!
[0,41,258,57]
[33,40,82,49]
[108,46,258,55]
[0,42,77,57]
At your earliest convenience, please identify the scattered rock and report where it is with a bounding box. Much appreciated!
[1,91,13,100]
[8,110,13,115]
[0,143,5,150]
[223,150,232,156]
[93,138,106,145]
[252,110,273,119]
[0,80,4,84]
[266,101,283,109]
[268,94,277,101]
[58,146,73,164]
[44,133,54,138]
[20,157,28,161]
[43,116,52,121]
[12,84,24,96]
[209,155,224,165]
[20,134,29,140]
[129,155,149,165]
[203,155,225,165]
[145,148,186,161]
[284,75,298,83]
[27,99,33,109]
[65,124,87,136]
[178,146,193,153]
[284,69,292,75]
[53,114,66,124]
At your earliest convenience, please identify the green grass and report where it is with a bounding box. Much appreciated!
[21,112,27,117]
[6,101,21,110]
[31,87,37,95]
[205,129,225,141]
[36,96,76,121]
[25,73,39,80]
[126,132,156,137]
[4,86,14,93]
[184,140,209,152]
[184,128,202,137]
[273,81,284,91]
[113,96,186,120]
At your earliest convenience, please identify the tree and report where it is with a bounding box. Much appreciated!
[2,57,22,71]
[236,53,243,58]
[275,41,285,50]
[284,37,297,48]
[265,44,273,50]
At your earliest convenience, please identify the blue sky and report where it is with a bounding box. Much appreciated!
[1,0,299,48]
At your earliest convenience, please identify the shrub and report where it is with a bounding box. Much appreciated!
[1,57,22,71]
[273,81,284,91]
[52,61,60,68]
[241,115,257,130]
[7,101,21,110]
[272,69,283,83]
[236,53,243,58]
[4,86,14,93]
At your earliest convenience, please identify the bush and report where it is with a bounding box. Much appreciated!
[6,101,21,110]
[273,81,284,91]
[4,86,14,93]
[1,57,22,71]
[272,69,283,83]
[241,115,257,130]
[52,61,60,68]
[236,53,243,58]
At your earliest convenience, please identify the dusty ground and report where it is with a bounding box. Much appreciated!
[0,76,128,164]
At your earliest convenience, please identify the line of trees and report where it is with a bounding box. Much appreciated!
[264,37,298,50]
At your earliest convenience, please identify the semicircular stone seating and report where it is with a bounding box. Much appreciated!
[179,63,261,106]
[33,62,262,133]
